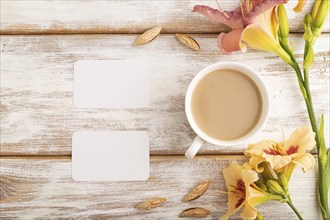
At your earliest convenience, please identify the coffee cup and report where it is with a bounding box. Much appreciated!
[185,62,270,159]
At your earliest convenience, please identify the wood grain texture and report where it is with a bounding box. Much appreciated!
[0,156,322,219]
[1,34,329,155]
[1,0,329,34]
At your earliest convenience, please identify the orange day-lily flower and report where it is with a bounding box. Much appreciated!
[221,163,270,220]
[192,0,305,63]
[244,126,316,174]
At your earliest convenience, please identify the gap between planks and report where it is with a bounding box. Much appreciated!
[0,31,236,35]
[2,30,330,36]
[0,154,244,159]
[0,153,318,159]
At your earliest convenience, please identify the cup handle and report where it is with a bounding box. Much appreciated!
[185,136,204,159]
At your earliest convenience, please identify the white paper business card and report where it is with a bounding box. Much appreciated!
[74,60,150,108]
[72,131,149,181]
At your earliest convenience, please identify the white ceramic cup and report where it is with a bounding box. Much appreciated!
[185,62,270,159]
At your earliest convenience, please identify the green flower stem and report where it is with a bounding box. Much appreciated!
[303,44,321,147]
[302,14,330,215]
[286,196,304,220]
[289,62,319,140]
[273,2,329,218]
[290,61,330,220]
[269,194,285,201]
[289,61,306,94]
[302,68,320,149]
[268,180,304,219]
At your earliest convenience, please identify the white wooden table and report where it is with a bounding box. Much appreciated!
[1,1,329,219]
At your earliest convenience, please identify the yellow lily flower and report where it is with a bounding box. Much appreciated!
[221,163,270,220]
[242,7,292,64]
[244,126,316,173]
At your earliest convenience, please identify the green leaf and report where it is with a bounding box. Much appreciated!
[255,212,264,220]
[303,27,313,42]
[298,82,308,100]
[326,149,330,187]
[303,46,314,69]
[289,40,294,53]
[317,119,330,220]
[319,115,327,161]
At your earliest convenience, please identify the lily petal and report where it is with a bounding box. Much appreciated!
[268,155,292,170]
[292,153,316,172]
[240,203,258,220]
[283,126,316,153]
[270,6,279,39]
[294,0,306,13]
[221,198,245,220]
[242,162,254,170]
[247,186,270,206]
[217,29,246,54]
[241,170,268,219]
[242,8,280,52]
[242,169,259,185]
[246,140,282,156]
[192,5,244,29]
[248,155,266,172]
[245,140,292,170]
[222,163,243,189]
[244,0,288,24]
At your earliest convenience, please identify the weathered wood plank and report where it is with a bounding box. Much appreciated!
[1,0,329,34]
[1,34,329,155]
[0,156,321,219]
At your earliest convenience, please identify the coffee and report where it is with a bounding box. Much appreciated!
[191,69,262,141]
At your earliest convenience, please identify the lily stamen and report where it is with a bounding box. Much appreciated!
[215,0,230,18]
[240,0,246,18]
[281,127,286,143]
[216,190,228,195]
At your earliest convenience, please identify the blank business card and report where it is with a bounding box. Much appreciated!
[74,60,150,108]
[72,131,149,181]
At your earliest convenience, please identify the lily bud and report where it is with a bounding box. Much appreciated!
[277,4,289,42]
[278,173,288,192]
[303,13,313,42]
[311,0,329,37]
[266,179,285,195]
[303,13,314,69]
[311,0,322,21]
[255,180,269,192]
[304,13,312,27]
[255,212,264,220]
